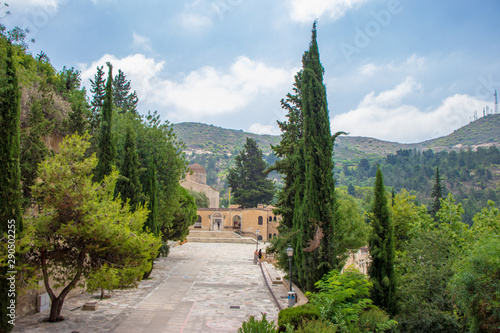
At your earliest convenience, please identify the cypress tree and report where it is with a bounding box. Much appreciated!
[0,40,23,333]
[368,166,397,315]
[292,22,338,291]
[270,65,303,231]
[94,62,115,182]
[144,159,158,236]
[116,124,143,210]
[430,166,444,219]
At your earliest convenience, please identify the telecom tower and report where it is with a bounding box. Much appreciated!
[495,90,498,114]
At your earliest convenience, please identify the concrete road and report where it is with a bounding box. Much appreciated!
[13,242,280,333]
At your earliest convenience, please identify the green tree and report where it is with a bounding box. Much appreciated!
[227,137,274,208]
[0,38,23,333]
[27,133,160,322]
[450,236,500,332]
[368,167,397,315]
[429,166,444,218]
[115,124,144,210]
[161,186,197,241]
[291,22,343,291]
[20,84,54,206]
[144,159,159,236]
[396,228,461,332]
[113,69,138,114]
[94,62,115,182]
[89,65,105,135]
[188,190,210,208]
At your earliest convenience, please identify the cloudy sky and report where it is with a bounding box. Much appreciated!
[4,0,500,143]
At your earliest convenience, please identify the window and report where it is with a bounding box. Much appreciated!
[257,235,263,241]
[269,216,272,222]
[269,233,272,239]
[273,216,277,221]
[194,215,202,228]
[258,216,263,225]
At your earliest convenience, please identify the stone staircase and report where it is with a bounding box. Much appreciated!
[186,230,256,244]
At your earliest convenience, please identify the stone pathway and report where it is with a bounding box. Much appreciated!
[12,243,286,333]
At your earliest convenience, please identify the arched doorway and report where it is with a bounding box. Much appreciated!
[233,215,241,229]
[211,212,223,231]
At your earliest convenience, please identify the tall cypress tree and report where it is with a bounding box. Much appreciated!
[94,62,115,182]
[116,124,143,210]
[291,22,339,291]
[269,66,303,231]
[368,166,397,316]
[144,159,158,236]
[430,166,444,219]
[0,39,23,333]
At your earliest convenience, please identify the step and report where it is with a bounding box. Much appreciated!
[187,237,256,244]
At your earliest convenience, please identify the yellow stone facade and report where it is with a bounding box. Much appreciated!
[191,204,280,242]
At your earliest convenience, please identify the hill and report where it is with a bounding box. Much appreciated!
[172,115,500,160]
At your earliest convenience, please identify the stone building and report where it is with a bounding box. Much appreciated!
[191,204,280,242]
[180,163,220,208]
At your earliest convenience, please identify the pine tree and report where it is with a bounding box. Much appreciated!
[89,65,105,135]
[227,137,274,208]
[368,166,397,316]
[113,69,138,114]
[0,39,23,333]
[116,124,143,210]
[94,62,115,182]
[430,166,444,219]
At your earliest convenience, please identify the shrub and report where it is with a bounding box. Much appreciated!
[296,318,338,333]
[358,308,398,333]
[278,303,320,332]
[238,313,277,333]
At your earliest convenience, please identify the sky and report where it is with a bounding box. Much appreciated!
[4,0,500,143]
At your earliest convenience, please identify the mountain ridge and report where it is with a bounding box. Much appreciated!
[172,114,500,160]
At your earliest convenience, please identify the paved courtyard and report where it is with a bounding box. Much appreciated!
[12,242,286,333]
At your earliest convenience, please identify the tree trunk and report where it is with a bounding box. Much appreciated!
[48,296,65,322]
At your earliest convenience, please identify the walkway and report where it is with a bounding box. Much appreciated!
[12,243,282,333]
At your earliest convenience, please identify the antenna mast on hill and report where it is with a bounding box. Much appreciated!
[495,90,498,114]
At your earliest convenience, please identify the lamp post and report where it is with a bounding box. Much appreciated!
[255,229,260,251]
[286,244,296,307]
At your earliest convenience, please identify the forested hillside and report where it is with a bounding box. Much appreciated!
[173,117,500,224]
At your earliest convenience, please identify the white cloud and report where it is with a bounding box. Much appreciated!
[290,0,369,23]
[332,78,489,143]
[132,32,152,52]
[359,77,422,108]
[80,54,295,121]
[249,123,281,135]
[79,54,165,103]
[358,54,425,77]
[180,13,211,30]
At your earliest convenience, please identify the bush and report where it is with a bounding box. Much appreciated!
[278,303,320,332]
[238,313,277,333]
[296,319,338,333]
[358,308,398,333]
